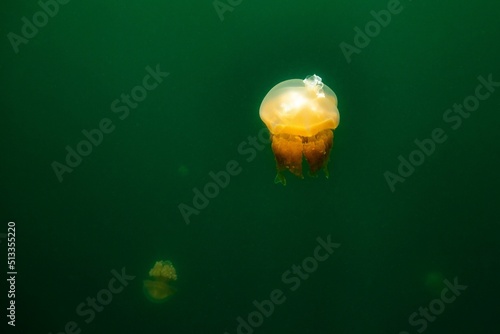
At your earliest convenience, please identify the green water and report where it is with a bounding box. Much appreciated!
[2,0,499,333]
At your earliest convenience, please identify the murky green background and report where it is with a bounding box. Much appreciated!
[2,0,499,333]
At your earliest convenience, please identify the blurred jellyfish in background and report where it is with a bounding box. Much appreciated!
[143,260,177,303]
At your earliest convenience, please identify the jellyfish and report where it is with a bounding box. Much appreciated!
[259,74,340,185]
[143,260,177,303]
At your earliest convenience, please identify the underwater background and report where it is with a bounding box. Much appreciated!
[2,0,500,333]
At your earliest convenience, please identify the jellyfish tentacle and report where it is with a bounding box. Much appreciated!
[271,133,304,179]
[303,130,333,176]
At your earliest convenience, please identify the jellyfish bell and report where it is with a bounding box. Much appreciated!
[143,279,177,303]
[260,75,339,137]
[259,74,340,185]
[143,260,178,303]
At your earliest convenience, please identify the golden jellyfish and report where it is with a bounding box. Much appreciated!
[143,260,177,303]
[259,74,340,185]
